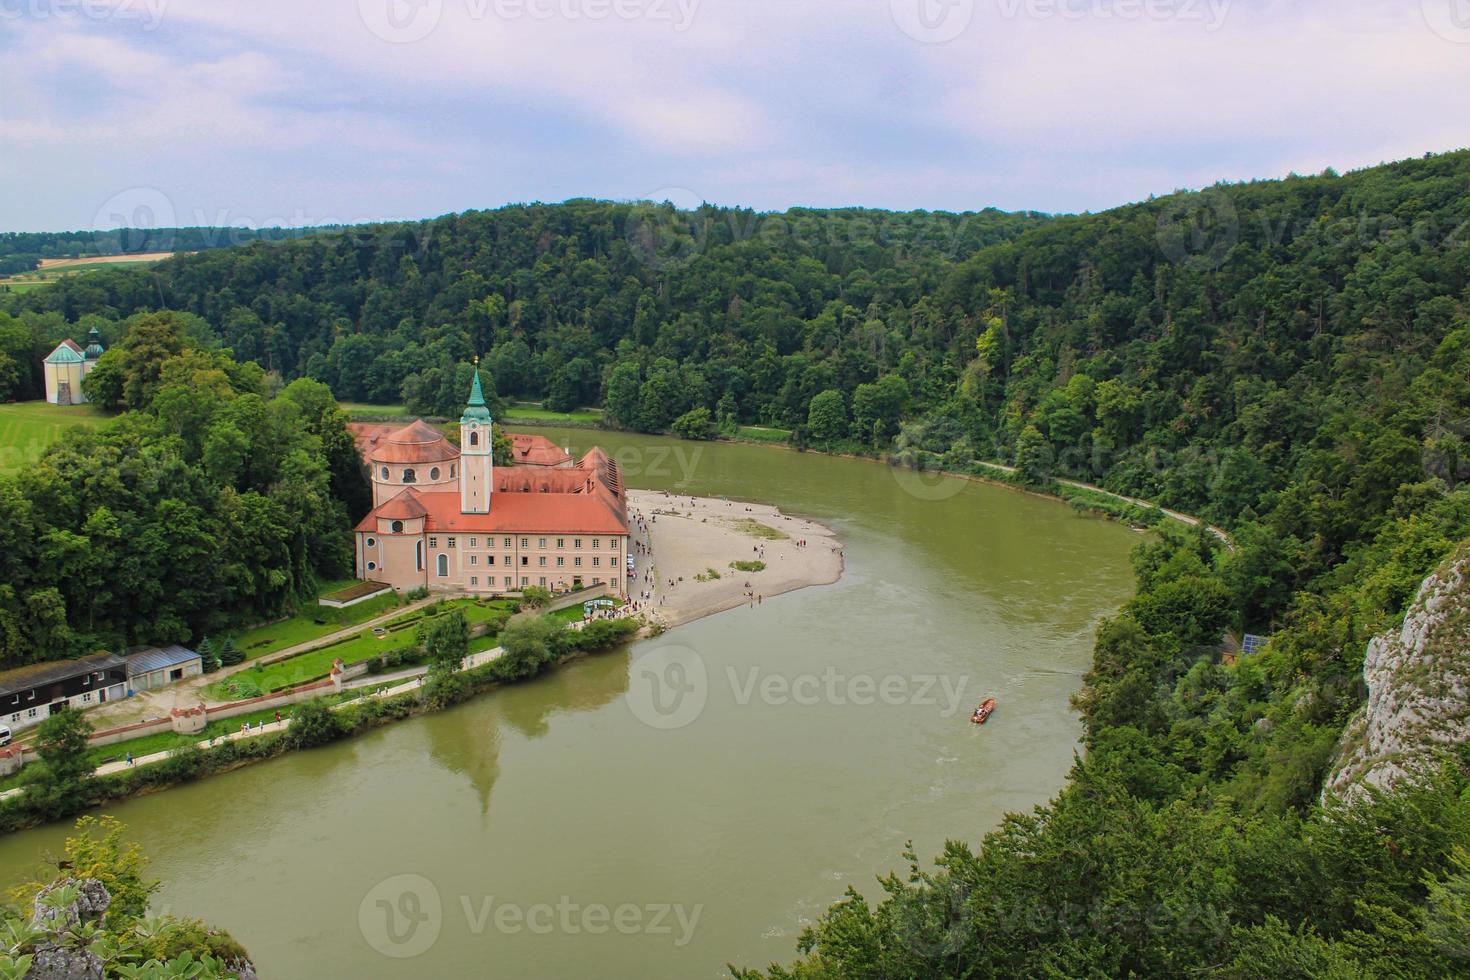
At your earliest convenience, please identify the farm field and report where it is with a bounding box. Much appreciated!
[0,401,107,474]
[0,253,176,292]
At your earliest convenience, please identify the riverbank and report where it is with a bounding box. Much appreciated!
[627,490,844,629]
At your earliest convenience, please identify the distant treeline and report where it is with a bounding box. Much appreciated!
[0,226,349,275]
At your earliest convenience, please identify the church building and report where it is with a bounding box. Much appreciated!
[42,327,105,405]
[352,369,631,597]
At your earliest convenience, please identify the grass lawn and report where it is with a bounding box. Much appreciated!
[500,402,604,425]
[0,401,108,475]
[736,425,792,443]
[209,598,517,699]
[231,591,406,660]
[339,402,409,420]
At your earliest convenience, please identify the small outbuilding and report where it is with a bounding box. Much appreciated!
[124,645,203,692]
[0,652,129,731]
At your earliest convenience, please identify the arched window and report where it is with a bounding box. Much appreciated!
[403,468,416,483]
[436,553,448,577]
[391,521,404,534]
[430,467,441,481]
[380,466,389,480]
[468,431,479,447]
[416,541,424,571]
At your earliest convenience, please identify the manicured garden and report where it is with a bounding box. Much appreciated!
[230,589,408,660]
[207,598,517,700]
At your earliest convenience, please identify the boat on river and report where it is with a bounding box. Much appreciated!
[970,698,997,725]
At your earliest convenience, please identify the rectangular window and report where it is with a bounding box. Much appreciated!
[521,556,529,566]
[521,576,528,586]
[539,538,547,549]
[556,557,565,567]
[592,539,600,550]
[8,713,16,724]
[556,538,564,549]
[81,692,92,703]
[429,537,438,548]
[539,577,546,587]
[447,537,457,549]
[505,538,512,548]
[574,557,582,567]
[470,576,478,586]
[503,555,510,566]
[27,708,37,719]
[574,538,582,549]
[469,555,478,566]
[469,537,478,548]
[520,538,529,548]
[505,576,512,587]
[538,556,547,567]
[593,557,601,567]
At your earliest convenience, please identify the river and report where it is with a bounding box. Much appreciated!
[0,429,1139,977]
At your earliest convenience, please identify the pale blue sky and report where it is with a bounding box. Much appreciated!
[1,0,1467,231]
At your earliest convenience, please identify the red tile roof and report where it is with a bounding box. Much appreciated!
[361,420,461,465]
[356,449,628,536]
[510,434,574,467]
[375,490,431,520]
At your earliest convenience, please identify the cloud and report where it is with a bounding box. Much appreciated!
[1,0,1467,227]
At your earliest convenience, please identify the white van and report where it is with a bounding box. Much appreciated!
[0,726,12,747]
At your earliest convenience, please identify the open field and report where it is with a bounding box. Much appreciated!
[0,253,177,292]
[501,401,604,424]
[736,425,792,443]
[338,402,410,420]
[0,401,108,475]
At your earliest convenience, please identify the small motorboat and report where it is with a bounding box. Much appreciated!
[970,698,997,725]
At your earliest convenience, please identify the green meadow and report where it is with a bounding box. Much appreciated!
[0,401,107,475]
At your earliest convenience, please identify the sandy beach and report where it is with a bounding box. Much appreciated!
[625,490,844,629]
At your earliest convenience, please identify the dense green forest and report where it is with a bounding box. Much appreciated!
[0,312,364,666]
[5,150,1470,974]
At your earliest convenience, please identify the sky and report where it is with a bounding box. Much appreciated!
[1,0,1468,231]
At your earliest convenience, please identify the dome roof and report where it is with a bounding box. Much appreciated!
[368,420,461,465]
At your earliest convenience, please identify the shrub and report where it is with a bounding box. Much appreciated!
[285,699,345,749]
[730,560,766,572]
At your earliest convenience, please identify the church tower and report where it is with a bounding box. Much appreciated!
[460,363,493,515]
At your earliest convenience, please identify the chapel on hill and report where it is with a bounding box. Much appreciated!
[351,369,631,596]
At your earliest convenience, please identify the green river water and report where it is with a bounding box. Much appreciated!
[0,430,1139,978]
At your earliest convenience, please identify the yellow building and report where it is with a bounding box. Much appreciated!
[42,327,105,405]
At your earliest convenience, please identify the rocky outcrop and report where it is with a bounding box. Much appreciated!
[1325,541,1470,802]
[27,879,111,980]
